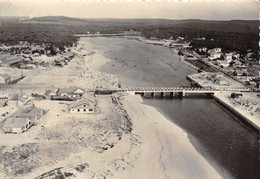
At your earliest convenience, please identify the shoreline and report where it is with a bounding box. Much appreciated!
[120,94,224,179]
[145,100,234,179]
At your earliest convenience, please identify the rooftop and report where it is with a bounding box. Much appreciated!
[3,118,30,129]
[0,73,11,80]
[69,98,94,109]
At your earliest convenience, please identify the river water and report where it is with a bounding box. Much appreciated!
[86,37,259,179]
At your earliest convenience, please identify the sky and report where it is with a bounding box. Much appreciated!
[0,0,258,20]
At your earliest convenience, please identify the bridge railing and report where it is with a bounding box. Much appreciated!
[127,87,251,92]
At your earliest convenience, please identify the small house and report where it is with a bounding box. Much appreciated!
[217,60,230,68]
[0,57,22,67]
[209,52,222,60]
[69,98,95,114]
[225,53,233,62]
[57,87,85,98]
[45,89,57,98]
[2,118,32,133]
[208,48,222,53]
[215,77,229,85]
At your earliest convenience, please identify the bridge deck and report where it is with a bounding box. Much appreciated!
[127,87,251,93]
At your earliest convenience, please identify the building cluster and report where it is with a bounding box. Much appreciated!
[0,87,96,134]
[0,42,62,56]
[196,47,260,89]
[0,43,75,69]
[46,87,85,100]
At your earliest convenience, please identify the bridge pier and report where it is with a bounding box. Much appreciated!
[178,92,185,97]
[161,92,165,97]
[170,92,175,97]
[151,92,154,97]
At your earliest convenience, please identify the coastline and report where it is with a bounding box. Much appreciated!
[83,37,227,178]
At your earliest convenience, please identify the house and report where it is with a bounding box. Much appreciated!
[208,48,222,53]
[74,88,85,96]
[45,89,57,98]
[10,105,43,124]
[231,59,242,67]
[225,53,233,62]
[209,52,222,60]
[217,60,230,68]
[2,117,32,133]
[233,69,248,76]
[215,77,229,85]
[199,47,207,52]
[57,87,85,98]
[69,98,95,114]
[0,73,11,84]
[0,57,23,67]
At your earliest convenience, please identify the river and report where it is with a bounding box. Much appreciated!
[85,36,259,179]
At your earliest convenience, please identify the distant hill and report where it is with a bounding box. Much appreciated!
[23,16,91,25]
[23,16,258,34]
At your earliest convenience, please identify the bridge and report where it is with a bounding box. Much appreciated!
[126,87,251,97]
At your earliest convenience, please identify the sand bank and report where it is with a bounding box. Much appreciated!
[114,94,223,179]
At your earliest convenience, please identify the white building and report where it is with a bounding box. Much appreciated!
[217,60,230,68]
[225,53,233,62]
[209,52,222,60]
[69,98,95,114]
[208,48,222,53]
[215,77,229,85]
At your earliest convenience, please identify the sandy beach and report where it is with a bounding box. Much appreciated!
[116,94,223,179]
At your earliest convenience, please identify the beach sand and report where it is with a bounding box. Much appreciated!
[114,94,222,179]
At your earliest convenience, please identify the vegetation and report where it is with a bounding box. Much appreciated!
[0,17,258,56]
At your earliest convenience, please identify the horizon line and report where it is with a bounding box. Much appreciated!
[0,15,258,21]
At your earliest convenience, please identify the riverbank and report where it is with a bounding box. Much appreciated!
[214,92,260,133]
